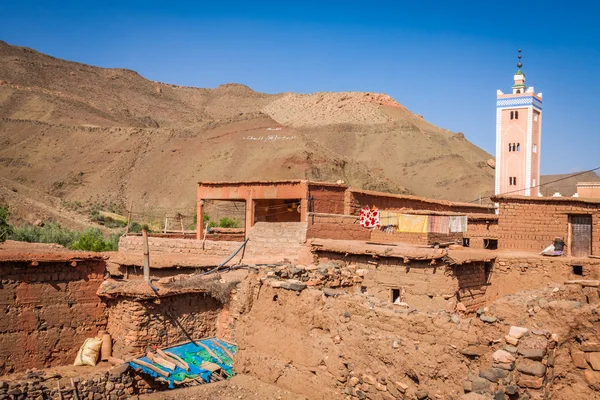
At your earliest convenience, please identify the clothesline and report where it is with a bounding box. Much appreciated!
[360,207,468,233]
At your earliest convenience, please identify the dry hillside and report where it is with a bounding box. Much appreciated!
[0,40,496,222]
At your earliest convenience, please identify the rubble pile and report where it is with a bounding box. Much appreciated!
[262,261,363,291]
[463,325,557,399]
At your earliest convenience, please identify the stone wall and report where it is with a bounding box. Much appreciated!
[0,364,166,399]
[244,222,308,261]
[119,235,241,257]
[0,260,107,375]
[306,213,370,241]
[496,197,600,254]
[106,293,221,359]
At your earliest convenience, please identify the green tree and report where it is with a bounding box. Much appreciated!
[0,205,13,242]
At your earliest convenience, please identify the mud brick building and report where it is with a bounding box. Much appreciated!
[493,195,600,256]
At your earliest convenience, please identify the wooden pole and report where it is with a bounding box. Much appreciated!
[197,342,224,364]
[56,380,63,400]
[210,339,234,359]
[164,216,168,234]
[125,200,133,235]
[142,229,150,282]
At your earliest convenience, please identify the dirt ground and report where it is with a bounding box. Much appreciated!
[142,374,307,400]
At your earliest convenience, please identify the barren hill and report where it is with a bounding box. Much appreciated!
[0,40,495,222]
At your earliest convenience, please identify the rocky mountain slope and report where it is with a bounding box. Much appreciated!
[0,40,495,221]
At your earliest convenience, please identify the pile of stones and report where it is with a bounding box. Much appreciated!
[463,326,557,400]
[264,261,363,290]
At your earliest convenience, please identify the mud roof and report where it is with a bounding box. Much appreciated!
[348,188,494,211]
[198,180,348,188]
[0,241,104,263]
[492,195,600,205]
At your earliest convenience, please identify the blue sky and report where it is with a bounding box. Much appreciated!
[1,1,598,174]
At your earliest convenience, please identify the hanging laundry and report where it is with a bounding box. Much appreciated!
[380,210,399,227]
[428,215,450,234]
[449,215,468,233]
[397,214,429,233]
[359,206,381,229]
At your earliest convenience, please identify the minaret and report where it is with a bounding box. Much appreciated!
[495,49,543,197]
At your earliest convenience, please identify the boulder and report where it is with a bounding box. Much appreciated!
[588,352,600,371]
[517,375,544,389]
[505,335,519,346]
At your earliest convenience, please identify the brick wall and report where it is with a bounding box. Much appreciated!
[451,262,489,312]
[244,222,308,261]
[106,293,220,359]
[119,236,242,257]
[464,219,498,249]
[0,260,107,374]
[497,198,600,254]
[306,213,370,241]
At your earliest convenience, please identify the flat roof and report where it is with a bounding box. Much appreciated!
[0,241,104,263]
[492,195,600,205]
[198,179,348,188]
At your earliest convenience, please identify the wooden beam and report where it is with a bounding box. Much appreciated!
[131,359,170,377]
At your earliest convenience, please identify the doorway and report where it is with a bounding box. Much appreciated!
[569,215,592,257]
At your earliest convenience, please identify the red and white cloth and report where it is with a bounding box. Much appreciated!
[359,206,380,229]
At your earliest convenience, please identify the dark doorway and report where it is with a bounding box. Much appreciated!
[484,239,498,250]
[391,288,401,304]
[570,215,592,257]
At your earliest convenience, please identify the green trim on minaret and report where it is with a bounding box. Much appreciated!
[515,69,525,76]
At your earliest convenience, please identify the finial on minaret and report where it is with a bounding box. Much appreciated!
[517,49,523,69]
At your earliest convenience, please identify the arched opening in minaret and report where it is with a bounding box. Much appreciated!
[515,111,519,119]
[517,143,520,151]
[510,111,514,120]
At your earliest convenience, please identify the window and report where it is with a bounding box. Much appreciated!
[514,177,517,186]
[484,239,498,250]
[391,288,401,304]
[534,114,539,122]
[515,111,519,119]
[533,144,537,153]
[509,177,518,186]
[517,143,520,151]
[510,111,514,120]
[509,177,513,185]
[573,265,583,276]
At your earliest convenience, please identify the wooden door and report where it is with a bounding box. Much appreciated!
[570,215,592,257]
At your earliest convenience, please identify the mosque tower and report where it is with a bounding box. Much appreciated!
[495,49,543,196]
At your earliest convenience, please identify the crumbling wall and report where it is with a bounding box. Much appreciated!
[106,293,221,359]
[370,230,463,245]
[244,222,307,261]
[119,236,241,256]
[0,260,106,375]
[306,213,370,241]
[497,198,600,254]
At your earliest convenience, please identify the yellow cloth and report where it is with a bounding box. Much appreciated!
[380,210,399,226]
[397,214,429,233]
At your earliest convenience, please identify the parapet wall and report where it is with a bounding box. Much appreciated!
[306,213,370,241]
[0,259,107,375]
[119,236,241,257]
[245,222,308,261]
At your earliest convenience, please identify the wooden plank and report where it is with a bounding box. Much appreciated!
[565,280,600,287]
[158,349,190,371]
[210,339,234,360]
[147,352,177,371]
[200,361,222,372]
[131,359,170,377]
[197,342,224,364]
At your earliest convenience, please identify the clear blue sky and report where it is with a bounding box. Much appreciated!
[1,1,598,175]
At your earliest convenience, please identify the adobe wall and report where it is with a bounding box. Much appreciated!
[0,260,107,375]
[465,219,498,249]
[370,230,463,245]
[105,293,221,359]
[309,184,346,214]
[119,235,241,257]
[497,199,600,254]
[306,213,370,241]
[345,191,492,216]
[244,222,308,261]
[484,255,600,303]
[314,252,489,312]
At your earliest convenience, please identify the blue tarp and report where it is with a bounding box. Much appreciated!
[129,338,237,388]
